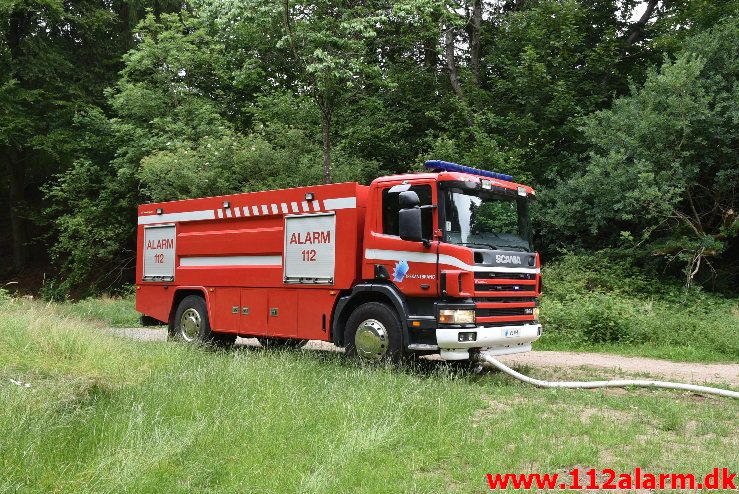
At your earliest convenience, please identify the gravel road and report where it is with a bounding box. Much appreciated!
[106,327,738,385]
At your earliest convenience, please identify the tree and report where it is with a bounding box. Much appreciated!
[273,0,385,183]
[540,18,739,287]
[0,0,179,276]
[30,0,739,296]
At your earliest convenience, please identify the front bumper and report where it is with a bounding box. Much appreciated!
[436,322,542,360]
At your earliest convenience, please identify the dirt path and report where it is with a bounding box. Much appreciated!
[107,327,738,385]
[498,350,738,385]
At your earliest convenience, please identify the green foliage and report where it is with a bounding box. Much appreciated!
[539,252,739,361]
[540,18,739,285]
[477,0,626,180]
[139,128,321,201]
[0,0,735,295]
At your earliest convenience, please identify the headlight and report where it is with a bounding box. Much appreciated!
[533,307,540,320]
[438,309,475,324]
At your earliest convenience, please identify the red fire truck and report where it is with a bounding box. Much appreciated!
[135,160,542,361]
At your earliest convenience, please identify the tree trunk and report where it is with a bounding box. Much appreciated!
[6,12,29,271]
[445,26,474,126]
[422,10,441,73]
[5,149,28,271]
[423,34,437,72]
[445,27,463,98]
[321,108,332,184]
[469,0,482,86]
[602,0,659,87]
[626,0,659,46]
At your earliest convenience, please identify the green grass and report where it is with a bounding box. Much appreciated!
[1,297,737,493]
[56,294,141,328]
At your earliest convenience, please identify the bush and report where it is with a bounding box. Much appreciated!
[542,294,633,344]
[539,252,739,361]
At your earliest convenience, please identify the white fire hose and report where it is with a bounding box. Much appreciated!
[475,354,739,400]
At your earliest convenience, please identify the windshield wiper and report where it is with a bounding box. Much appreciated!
[495,244,530,252]
[458,241,499,250]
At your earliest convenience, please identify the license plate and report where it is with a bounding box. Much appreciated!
[504,329,520,338]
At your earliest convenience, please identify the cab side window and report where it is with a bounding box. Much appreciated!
[382,185,433,239]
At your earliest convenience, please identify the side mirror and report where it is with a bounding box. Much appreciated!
[399,208,423,242]
[398,190,420,208]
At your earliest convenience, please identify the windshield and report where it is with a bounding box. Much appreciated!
[442,188,532,252]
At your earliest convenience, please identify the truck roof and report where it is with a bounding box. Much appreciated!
[372,171,535,195]
[138,170,535,212]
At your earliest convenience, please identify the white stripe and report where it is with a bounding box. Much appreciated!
[243,207,250,217]
[301,201,309,212]
[261,205,269,215]
[252,205,260,216]
[217,209,224,219]
[364,249,540,274]
[180,255,282,267]
[234,207,241,218]
[291,202,299,212]
[323,197,357,210]
[311,201,321,212]
[271,204,279,214]
[138,209,216,225]
[225,208,232,218]
[281,203,288,213]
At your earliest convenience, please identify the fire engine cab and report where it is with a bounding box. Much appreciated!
[135,160,542,361]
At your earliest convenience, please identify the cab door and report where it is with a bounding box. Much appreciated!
[363,181,439,297]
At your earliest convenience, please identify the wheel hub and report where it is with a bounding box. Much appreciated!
[355,318,388,360]
[180,308,201,342]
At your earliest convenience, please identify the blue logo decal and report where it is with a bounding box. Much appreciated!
[393,260,409,282]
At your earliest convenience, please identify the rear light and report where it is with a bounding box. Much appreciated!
[458,332,477,342]
[438,309,475,324]
[533,307,540,320]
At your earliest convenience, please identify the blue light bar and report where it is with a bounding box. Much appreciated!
[424,160,513,182]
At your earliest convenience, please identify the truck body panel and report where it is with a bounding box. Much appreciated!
[137,182,366,341]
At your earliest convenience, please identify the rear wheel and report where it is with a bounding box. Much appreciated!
[257,337,308,349]
[344,302,404,363]
[172,295,236,347]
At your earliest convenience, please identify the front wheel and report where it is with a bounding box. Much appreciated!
[172,295,236,347]
[344,302,404,363]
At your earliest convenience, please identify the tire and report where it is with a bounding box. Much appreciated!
[344,302,404,363]
[172,295,236,347]
[257,337,308,349]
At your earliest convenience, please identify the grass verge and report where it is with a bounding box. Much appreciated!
[56,293,141,328]
[1,297,737,493]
